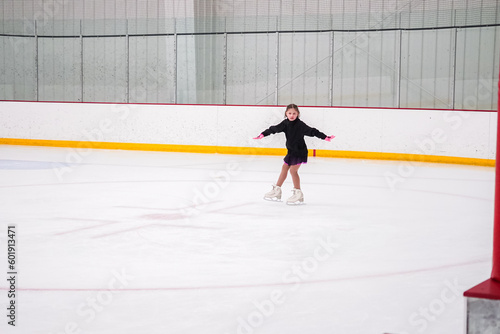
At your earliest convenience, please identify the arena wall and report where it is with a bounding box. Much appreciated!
[0,101,496,166]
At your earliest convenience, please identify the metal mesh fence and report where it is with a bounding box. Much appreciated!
[0,0,499,109]
[1,0,499,36]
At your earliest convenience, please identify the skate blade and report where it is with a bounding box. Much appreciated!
[264,197,282,202]
[286,200,305,205]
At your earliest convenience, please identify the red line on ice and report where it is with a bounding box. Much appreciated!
[0,259,488,293]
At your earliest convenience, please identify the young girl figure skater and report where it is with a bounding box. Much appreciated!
[253,104,334,204]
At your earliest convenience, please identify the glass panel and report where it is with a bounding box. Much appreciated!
[83,37,127,102]
[226,33,277,105]
[278,32,331,106]
[400,29,454,109]
[38,37,82,101]
[333,31,399,107]
[129,35,176,103]
[176,35,197,104]
[177,34,224,104]
[0,36,36,100]
[455,26,499,110]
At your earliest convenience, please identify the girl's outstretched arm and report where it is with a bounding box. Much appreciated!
[259,120,287,137]
[300,121,335,141]
[301,123,328,140]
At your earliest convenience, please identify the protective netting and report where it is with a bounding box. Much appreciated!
[1,0,498,109]
[1,0,499,36]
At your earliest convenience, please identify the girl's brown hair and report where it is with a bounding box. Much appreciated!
[285,103,300,118]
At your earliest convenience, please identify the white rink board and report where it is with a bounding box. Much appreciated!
[0,101,496,159]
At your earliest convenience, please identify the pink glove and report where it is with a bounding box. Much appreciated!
[325,135,335,142]
[253,134,264,140]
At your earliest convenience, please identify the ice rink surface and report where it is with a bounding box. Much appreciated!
[0,145,495,334]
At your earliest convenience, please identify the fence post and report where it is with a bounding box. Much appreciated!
[275,17,279,105]
[126,19,129,103]
[223,17,227,105]
[174,17,178,104]
[34,20,39,101]
[80,19,84,102]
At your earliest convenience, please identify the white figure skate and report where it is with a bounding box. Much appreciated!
[286,188,304,205]
[264,184,282,201]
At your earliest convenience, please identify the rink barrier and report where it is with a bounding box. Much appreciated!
[0,138,495,167]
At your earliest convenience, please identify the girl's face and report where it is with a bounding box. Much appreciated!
[285,108,299,121]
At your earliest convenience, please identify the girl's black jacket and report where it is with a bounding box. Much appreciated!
[261,118,327,158]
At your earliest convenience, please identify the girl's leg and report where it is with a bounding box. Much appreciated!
[289,164,301,189]
[276,163,290,187]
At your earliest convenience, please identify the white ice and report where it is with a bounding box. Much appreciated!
[0,145,495,334]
